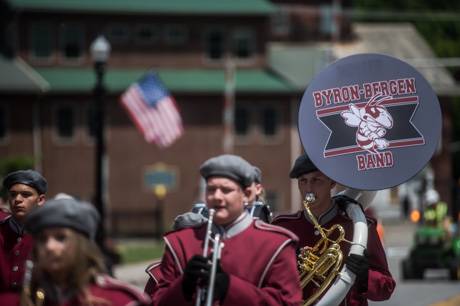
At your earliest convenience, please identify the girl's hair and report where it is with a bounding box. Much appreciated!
[21,230,109,306]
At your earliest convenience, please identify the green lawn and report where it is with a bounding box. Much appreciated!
[117,240,165,264]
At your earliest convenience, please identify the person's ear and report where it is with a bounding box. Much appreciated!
[330,180,336,190]
[37,194,46,207]
[243,187,251,203]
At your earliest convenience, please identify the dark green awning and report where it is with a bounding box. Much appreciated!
[9,0,276,15]
[35,67,295,94]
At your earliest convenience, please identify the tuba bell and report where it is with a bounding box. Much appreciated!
[298,192,369,306]
[298,193,346,306]
[296,53,442,305]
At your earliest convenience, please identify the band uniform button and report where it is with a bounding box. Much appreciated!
[314,230,319,236]
[12,265,19,272]
[14,250,20,256]
[17,237,22,242]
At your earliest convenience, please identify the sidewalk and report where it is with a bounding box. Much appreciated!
[114,260,152,289]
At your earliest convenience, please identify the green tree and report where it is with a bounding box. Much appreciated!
[0,156,34,199]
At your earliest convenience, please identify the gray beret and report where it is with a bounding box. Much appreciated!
[253,167,262,184]
[3,169,47,194]
[200,154,254,188]
[25,198,100,240]
[289,154,318,178]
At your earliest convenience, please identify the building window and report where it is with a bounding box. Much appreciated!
[56,106,75,139]
[60,23,84,60]
[0,107,6,140]
[164,25,188,46]
[135,24,159,45]
[234,103,281,143]
[107,24,130,44]
[262,107,278,136]
[232,29,255,59]
[205,29,225,60]
[30,22,53,60]
[235,107,250,136]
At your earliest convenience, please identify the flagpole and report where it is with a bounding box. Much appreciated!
[223,55,235,153]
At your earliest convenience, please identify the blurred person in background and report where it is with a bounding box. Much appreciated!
[0,170,47,302]
[19,197,150,306]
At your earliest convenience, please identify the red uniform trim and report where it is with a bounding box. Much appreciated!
[145,260,162,284]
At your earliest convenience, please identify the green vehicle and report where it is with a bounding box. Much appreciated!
[401,226,460,280]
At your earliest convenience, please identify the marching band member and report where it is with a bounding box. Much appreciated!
[246,166,272,223]
[0,170,47,303]
[20,197,151,306]
[150,154,302,306]
[145,162,272,297]
[272,154,395,306]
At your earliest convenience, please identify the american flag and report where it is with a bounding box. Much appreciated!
[120,72,183,147]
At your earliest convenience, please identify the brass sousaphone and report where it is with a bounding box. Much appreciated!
[297,53,442,306]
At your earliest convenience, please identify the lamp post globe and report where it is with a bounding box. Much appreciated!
[90,35,111,63]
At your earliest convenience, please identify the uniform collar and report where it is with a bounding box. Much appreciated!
[213,211,252,239]
[8,216,25,236]
[303,203,338,226]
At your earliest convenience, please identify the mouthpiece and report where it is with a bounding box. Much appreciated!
[305,193,316,203]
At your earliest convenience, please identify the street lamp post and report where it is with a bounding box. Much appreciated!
[90,35,111,250]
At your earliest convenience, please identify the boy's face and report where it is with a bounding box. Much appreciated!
[297,171,336,216]
[205,177,249,226]
[8,184,45,223]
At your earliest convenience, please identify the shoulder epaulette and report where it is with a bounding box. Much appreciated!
[0,213,11,224]
[254,220,299,242]
[271,210,303,223]
[96,275,151,305]
[145,260,162,284]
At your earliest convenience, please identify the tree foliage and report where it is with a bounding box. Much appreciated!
[0,156,35,199]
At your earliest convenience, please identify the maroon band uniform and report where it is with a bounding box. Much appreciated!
[0,275,151,306]
[272,203,395,306]
[144,260,162,298]
[0,214,34,293]
[151,212,302,306]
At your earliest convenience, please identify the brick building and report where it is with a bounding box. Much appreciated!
[0,0,457,235]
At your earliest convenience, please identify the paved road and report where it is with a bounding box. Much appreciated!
[369,219,460,306]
